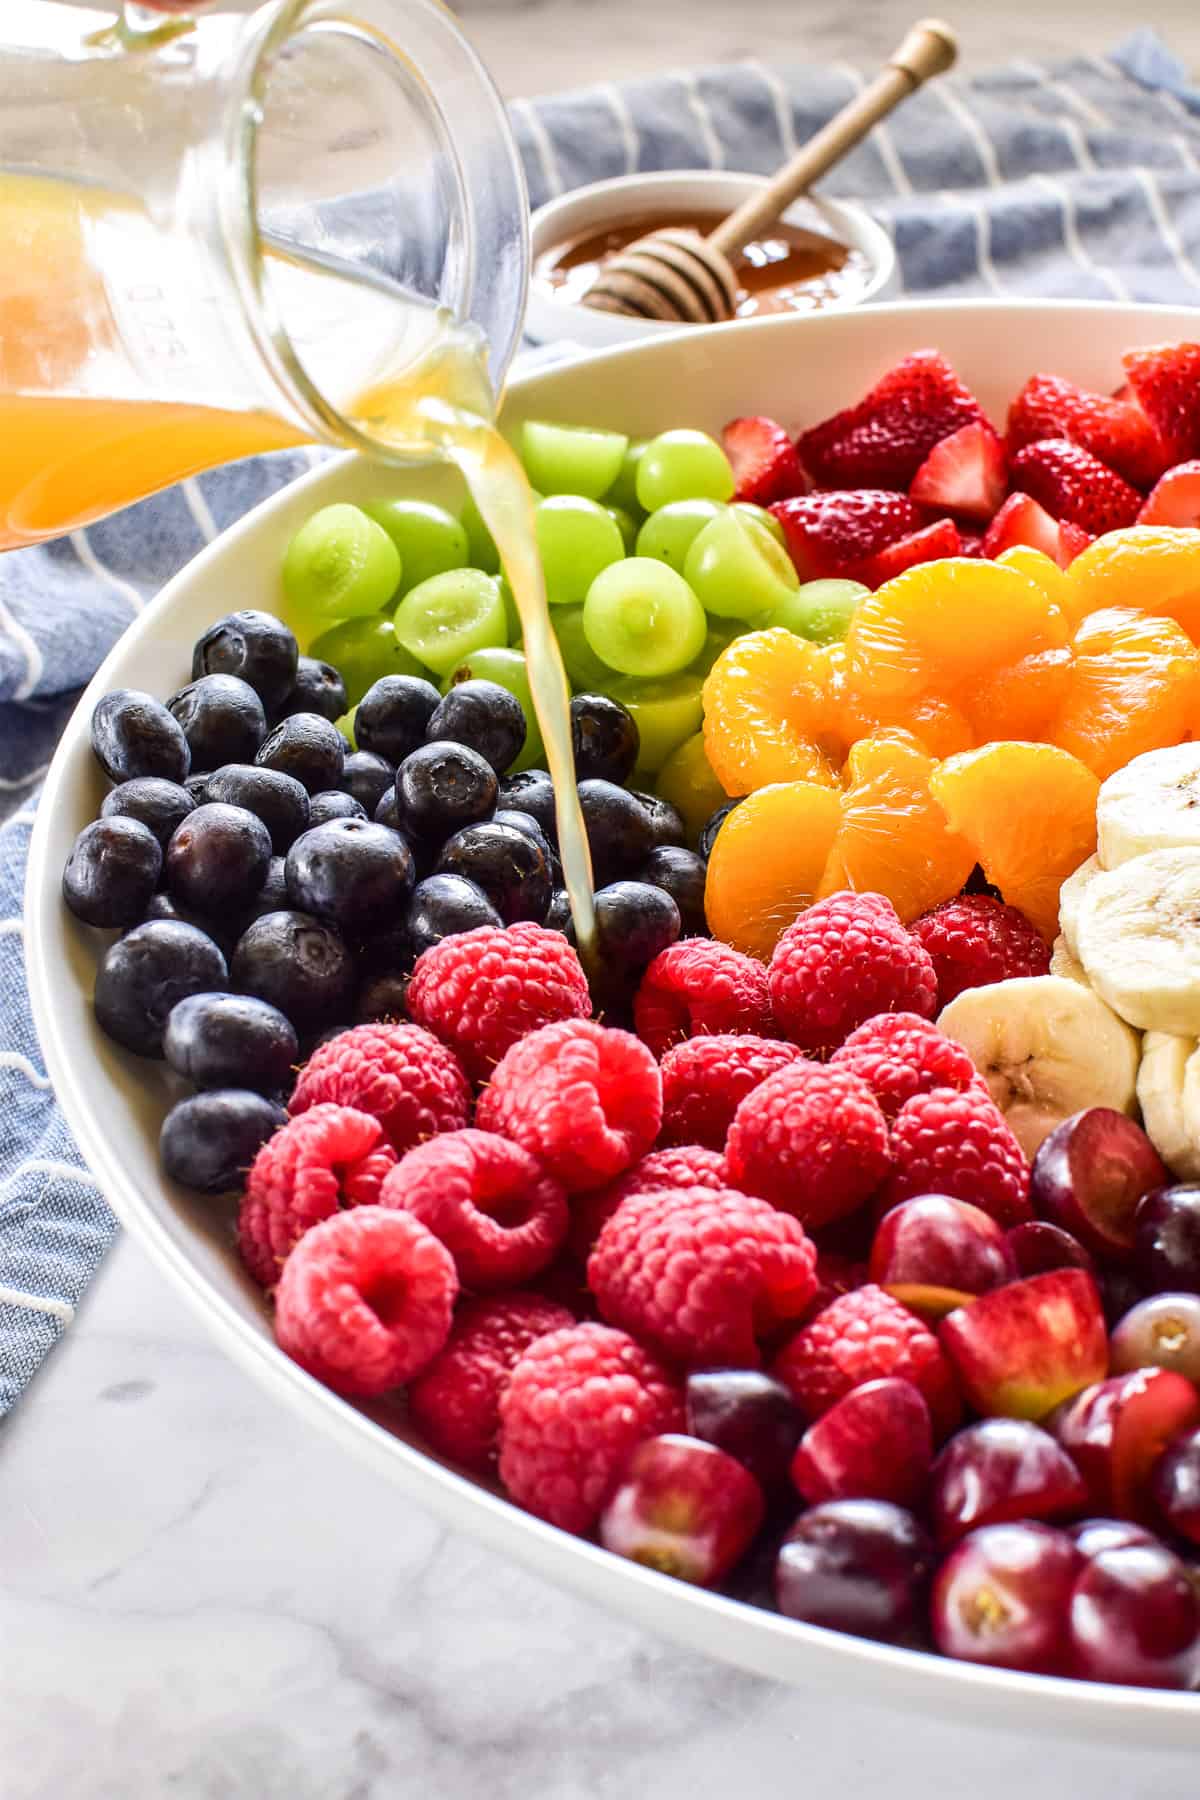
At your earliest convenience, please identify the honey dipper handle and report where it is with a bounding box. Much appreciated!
[707,19,958,259]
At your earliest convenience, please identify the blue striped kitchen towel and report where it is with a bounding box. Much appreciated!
[2,30,1199,1413]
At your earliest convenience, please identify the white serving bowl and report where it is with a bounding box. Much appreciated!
[26,300,1200,1744]
[525,170,897,349]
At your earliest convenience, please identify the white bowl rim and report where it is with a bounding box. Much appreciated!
[26,297,1200,1739]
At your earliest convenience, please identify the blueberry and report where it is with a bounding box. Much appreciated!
[427,679,526,775]
[274,655,347,724]
[494,808,552,852]
[353,919,413,974]
[141,892,237,959]
[374,787,403,830]
[163,991,298,1093]
[160,1089,287,1193]
[203,763,310,854]
[94,919,228,1057]
[544,888,574,937]
[395,741,498,841]
[285,818,415,933]
[339,750,395,816]
[699,799,742,861]
[184,773,211,806]
[571,693,639,784]
[309,790,367,826]
[191,609,298,711]
[497,769,557,844]
[165,802,273,912]
[637,846,708,936]
[356,674,441,764]
[100,777,195,848]
[632,790,687,850]
[231,910,355,1033]
[592,879,681,1000]
[167,674,266,769]
[255,711,346,795]
[91,689,190,785]
[62,817,161,928]
[355,970,411,1024]
[406,872,503,959]
[436,822,550,924]
[578,779,654,885]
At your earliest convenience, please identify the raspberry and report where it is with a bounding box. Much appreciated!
[830,1012,980,1121]
[498,1323,683,1533]
[476,1019,661,1193]
[238,1104,396,1288]
[632,940,773,1059]
[274,1207,457,1396]
[406,922,591,1081]
[568,1144,728,1264]
[589,1186,818,1367]
[725,1062,890,1229]
[379,1128,567,1290]
[883,1085,1032,1227]
[768,891,938,1053]
[407,1291,574,1472]
[909,893,1051,1008]
[659,1033,807,1150]
[773,1283,961,1437]
[289,1022,470,1153]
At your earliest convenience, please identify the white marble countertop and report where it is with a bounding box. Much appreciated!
[2,1235,1198,1797]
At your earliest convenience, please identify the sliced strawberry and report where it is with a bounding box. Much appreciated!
[1138,459,1200,527]
[797,350,986,490]
[721,415,808,506]
[1009,439,1142,535]
[981,492,1091,569]
[909,422,1008,521]
[1006,372,1168,489]
[1123,343,1200,463]
[770,490,926,580]
[859,518,962,587]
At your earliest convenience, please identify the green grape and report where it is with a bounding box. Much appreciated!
[636,499,724,572]
[536,495,624,605]
[688,617,743,678]
[733,501,785,546]
[520,419,628,500]
[683,508,799,621]
[769,578,869,645]
[282,502,402,631]
[656,730,728,846]
[335,708,357,749]
[551,604,618,692]
[607,672,705,772]
[362,498,469,593]
[393,568,507,676]
[583,558,706,678]
[438,645,544,771]
[636,429,735,511]
[310,615,428,706]
[497,574,522,644]
[606,437,648,511]
[459,492,500,574]
[605,504,639,554]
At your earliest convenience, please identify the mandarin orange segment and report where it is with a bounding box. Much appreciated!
[702,627,839,796]
[1050,605,1200,779]
[1064,526,1200,636]
[964,645,1074,742]
[929,742,1099,943]
[845,558,1069,702]
[815,730,975,922]
[832,664,976,761]
[704,780,842,959]
[995,545,1073,609]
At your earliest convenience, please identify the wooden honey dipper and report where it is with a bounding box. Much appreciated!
[582,19,958,323]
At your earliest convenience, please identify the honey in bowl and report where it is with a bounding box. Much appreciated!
[533,208,871,320]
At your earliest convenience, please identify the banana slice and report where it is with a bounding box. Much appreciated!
[1058,854,1102,958]
[1074,847,1200,1035]
[938,975,1140,1161]
[1098,744,1200,869]
[1049,935,1088,985]
[1137,1031,1200,1181]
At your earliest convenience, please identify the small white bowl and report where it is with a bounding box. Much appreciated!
[525,169,898,349]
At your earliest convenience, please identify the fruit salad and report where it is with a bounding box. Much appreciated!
[60,336,1200,1695]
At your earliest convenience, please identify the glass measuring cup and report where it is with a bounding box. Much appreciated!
[0,0,530,548]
